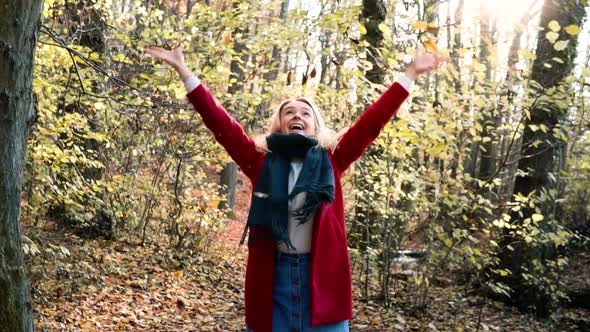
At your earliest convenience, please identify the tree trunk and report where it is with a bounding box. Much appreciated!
[477,9,497,182]
[498,10,530,203]
[219,0,251,212]
[362,0,387,84]
[220,0,288,212]
[499,0,586,317]
[255,0,289,120]
[0,0,43,330]
[354,0,387,301]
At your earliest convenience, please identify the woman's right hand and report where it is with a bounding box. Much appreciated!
[145,46,192,82]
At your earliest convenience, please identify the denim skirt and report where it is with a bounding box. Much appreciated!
[270,252,349,332]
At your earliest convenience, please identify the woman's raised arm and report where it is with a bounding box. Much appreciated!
[145,47,264,181]
[332,46,445,172]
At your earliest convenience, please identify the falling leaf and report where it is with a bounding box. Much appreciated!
[310,67,317,78]
[423,38,438,52]
[426,23,439,34]
[411,21,428,30]
[222,31,231,45]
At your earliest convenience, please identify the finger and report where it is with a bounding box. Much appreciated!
[431,52,442,68]
[144,49,157,57]
[432,53,441,68]
[144,47,164,56]
[174,38,183,49]
[416,44,425,57]
[146,46,165,52]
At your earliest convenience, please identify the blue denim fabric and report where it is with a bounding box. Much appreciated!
[271,252,349,332]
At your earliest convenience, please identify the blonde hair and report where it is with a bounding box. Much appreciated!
[254,97,341,153]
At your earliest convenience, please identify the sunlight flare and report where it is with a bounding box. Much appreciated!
[479,0,542,24]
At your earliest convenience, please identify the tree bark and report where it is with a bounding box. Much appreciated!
[499,0,586,317]
[477,9,497,182]
[362,0,387,84]
[354,0,387,302]
[0,0,43,330]
[255,0,289,119]
[498,10,531,203]
[218,0,251,212]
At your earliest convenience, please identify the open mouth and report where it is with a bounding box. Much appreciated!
[289,123,304,131]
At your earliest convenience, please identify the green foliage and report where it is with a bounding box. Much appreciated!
[21,0,590,316]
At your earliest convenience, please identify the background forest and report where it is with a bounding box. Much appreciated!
[5,0,590,330]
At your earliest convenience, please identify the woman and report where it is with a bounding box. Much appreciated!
[145,45,443,332]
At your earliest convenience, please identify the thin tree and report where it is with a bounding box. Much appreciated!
[218,0,252,212]
[354,0,387,301]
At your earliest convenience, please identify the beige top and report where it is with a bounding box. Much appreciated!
[277,160,316,254]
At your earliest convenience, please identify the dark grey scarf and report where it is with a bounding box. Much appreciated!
[240,133,335,249]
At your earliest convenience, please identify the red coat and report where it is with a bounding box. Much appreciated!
[187,83,409,332]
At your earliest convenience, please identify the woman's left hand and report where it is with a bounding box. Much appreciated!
[405,45,446,80]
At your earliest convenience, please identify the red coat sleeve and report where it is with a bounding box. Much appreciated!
[187,84,264,181]
[332,82,409,172]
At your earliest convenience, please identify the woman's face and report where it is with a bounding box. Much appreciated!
[279,100,316,136]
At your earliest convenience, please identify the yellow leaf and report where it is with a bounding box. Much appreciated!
[532,214,544,222]
[95,101,106,111]
[473,62,487,72]
[426,23,439,33]
[475,122,483,132]
[378,23,391,35]
[171,270,184,278]
[565,24,580,35]
[554,40,569,51]
[423,38,438,52]
[545,31,559,44]
[359,25,367,35]
[548,20,560,32]
[411,21,428,30]
[428,143,446,157]
[222,31,231,45]
[210,199,220,208]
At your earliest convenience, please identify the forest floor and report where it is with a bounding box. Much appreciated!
[25,219,589,332]
[24,176,589,331]
[26,222,590,331]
